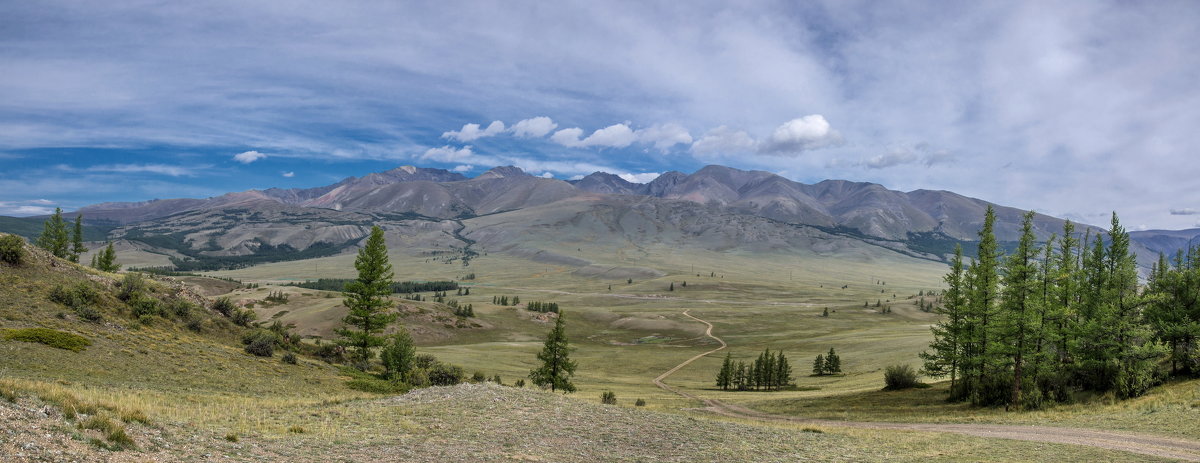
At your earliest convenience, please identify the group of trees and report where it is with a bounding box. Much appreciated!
[921,207,1175,409]
[526,301,560,313]
[715,350,793,391]
[812,348,842,376]
[493,295,520,306]
[1146,247,1200,376]
[35,208,119,271]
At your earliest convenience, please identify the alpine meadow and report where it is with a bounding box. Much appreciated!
[3,2,1200,462]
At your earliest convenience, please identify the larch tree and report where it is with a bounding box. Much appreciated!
[529,311,576,393]
[36,207,69,259]
[69,214,87,263]
[337,225,398,366]
[921,244,967,389]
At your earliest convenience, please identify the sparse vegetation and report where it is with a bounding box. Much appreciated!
[3,327,92,352]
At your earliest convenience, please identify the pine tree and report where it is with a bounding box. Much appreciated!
[813,354,826,376]
[716,352,734,390]
[36,207,69,259]
[825,348,841,374]
[669,282,674,291]
[998,211,1041,408]
[529,312,576,393]
[962,205,1001,402]
[69,214,87,263]
[921,244,966,389]
[93,242,120,272]
[336,226,397,365]
[380,327,416,381]
[775,352,791,389]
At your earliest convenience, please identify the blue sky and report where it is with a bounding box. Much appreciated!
[1,1,1199,230]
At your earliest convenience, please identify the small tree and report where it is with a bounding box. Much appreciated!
[825,348,842,374]
[669,282,674,291]
[600,390,617,405]
[813,354,826,376]
[36,207,69,259]
[884,364,921,390]
[716,351,734,390]
[93,242,119,272]
[380,328,416,381]
[529,312,576,393]
[69,215,87,263]
[336,226,397,365]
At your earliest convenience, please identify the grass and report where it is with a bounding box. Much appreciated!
[3,327,92,352]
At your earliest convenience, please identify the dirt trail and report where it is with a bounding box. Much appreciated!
[654,310,1200,462]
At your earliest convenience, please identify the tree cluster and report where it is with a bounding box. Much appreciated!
[812,348,842,376]
[921,207,1167,409]
[36,208,89,263]
[492,295,520,306]
[716,350,793,391]
[1146,247,1200,376]
[526,301,560,313]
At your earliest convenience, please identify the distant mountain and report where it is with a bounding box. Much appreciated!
[6,163,1179,272]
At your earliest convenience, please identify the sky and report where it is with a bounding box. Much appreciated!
[1,1,1198,230]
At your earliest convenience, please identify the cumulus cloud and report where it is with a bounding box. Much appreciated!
[233,150,267,164]
[691,126,756,155]
[0,201,57,216]
[618,172,661,183]
[758,115,843,155]
[282,171,295,177]
[582,123,636,148]
[1170,208,1199,215]
[636,123,692,151]
[550,127,585,147]
[420,145,479,163]
[568,174,585,181]
[452,164,473,172]
[442,121,506,142]
[539,172,554,178]
[511,116,558,138]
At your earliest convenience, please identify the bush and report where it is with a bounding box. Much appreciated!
[404,368,431,388]
[210,297,236,317]
[414,353,439,369]
[314,343,348,364]
[428,363,466,386]
[243,330,279,357]
[128,294,161,318]
[3,328,91,352]
[514,379,525,388]
[281,351,298,364]
[471,371,487,383]
[0,234,25,265]
[169,299,195,319]
[346,377,410,394]
[883,364,921,390]
[231,308,257,327]
[118,273,147,301]
[635,398,646,407]
[600,391,617,405]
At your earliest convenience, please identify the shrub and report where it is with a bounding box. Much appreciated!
[210,297,236,317]
[3,328,91,352]
[80,414,136,450]
[514,379,525,388]
[600,391,617,405]
[169,299,195,319]
[0,234,25,265]
[281,351,298,364]
[404,368,431,388]
[243,330,278,357]
[414,353,438,369]
[231,308,257,327]
[128,294,161,318]
[883,364,921,390]
[428,363,466,386]
[288,425,305,434]
[346,377,410,394]
[185,317,204,332]
[118,273,147,301]
[471,371,487,383]
[635,398,646,407]
[75,305,102,322]
[314,343,348,364]
[224,433,239,442]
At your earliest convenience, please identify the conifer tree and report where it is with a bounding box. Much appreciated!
[998,211,1041,408]
[775,352,791,389]
[69,214,87,263]
[716,352,734,390]
[36,207,69,259]
[529,312,576,393]
[962,205,1001,402]
[813,354,825,376]
[93,242,120,272]
[336,226,397,365]
[921,244,967,389]
[825,348,841,374]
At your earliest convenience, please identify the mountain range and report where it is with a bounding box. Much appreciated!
[5,164,1195,272]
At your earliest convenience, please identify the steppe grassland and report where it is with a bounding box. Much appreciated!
[210,239,951,410]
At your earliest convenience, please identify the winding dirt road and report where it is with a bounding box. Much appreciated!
[653,310,1200,462]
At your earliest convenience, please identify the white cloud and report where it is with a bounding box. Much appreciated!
[691,126,756,155]
[442,121,506,142]
[618,172,661,183]
[512,117,558,138]
[1170,208,1199,216]
[452,164,473,172]
[550,127,585,147]
[923,151,956,167]
[420,145,479,163]
[282,171,295,177]
[864,150,919,169]
[0,201,57,216]
[86,163,199,177]
[29,199,55,205]
[568,174,585,181]
[582,123,636,148]
[635,123,692,151]
[539,172,554,178]
[234,150,267,164]
[758,115,843,155]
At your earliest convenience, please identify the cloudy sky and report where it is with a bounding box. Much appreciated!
[1,1,1198,230]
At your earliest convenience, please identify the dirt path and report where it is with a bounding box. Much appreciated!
[653,310,1200,462]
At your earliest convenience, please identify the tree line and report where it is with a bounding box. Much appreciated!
[34,208,119,272]
[920,207,1185,409]
[715,350,793,391]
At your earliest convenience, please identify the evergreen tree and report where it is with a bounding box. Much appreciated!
[336,226,397,365]
[825,348,841,374]
[775,352,791,389]
[380,328,416,381]
[93,242,120,272]
[669,282,674,291]
[813,354,825,375]
[716,352,734,390]
[998,211,1041,408]
[69,214,87,263]
[529,312,576,393]
[921,244,967,388]
[962,205,1001,402]
[36,207,69,259]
